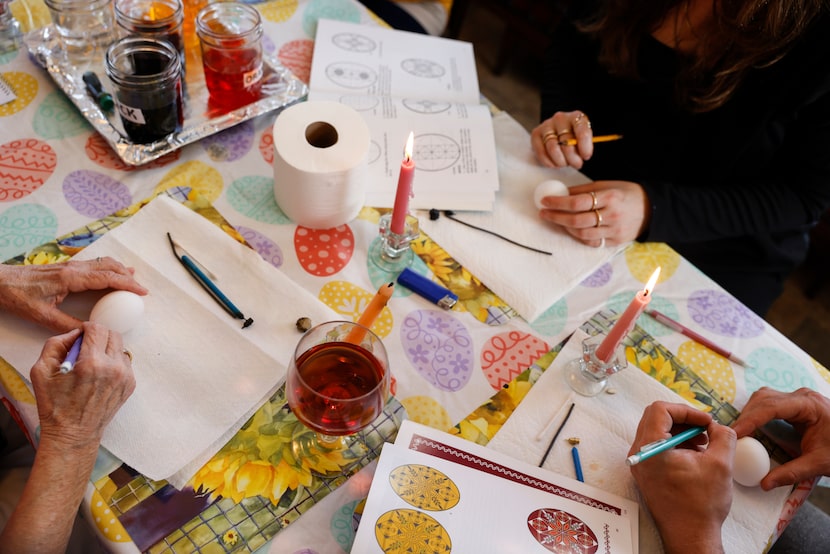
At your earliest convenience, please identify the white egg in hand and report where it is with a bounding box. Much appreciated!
[733,436,770,487]
[533,179,568,210]
[89,290,145,334]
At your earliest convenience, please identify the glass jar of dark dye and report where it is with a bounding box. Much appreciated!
[105,36,183,144]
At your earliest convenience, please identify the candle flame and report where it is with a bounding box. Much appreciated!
[644,267,661,296]
[404,132,414,162]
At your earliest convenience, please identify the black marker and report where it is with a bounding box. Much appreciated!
[82,71,114,112]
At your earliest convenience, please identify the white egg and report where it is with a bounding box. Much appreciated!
[733,436,770,487]
[533,179,568,210]
[89,290,145,334]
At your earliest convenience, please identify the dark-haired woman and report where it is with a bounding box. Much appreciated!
[532,0,830,315]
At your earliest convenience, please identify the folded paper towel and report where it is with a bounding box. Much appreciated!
[0,196,338,485]
[419,112,625,323]
[487,329,791,553]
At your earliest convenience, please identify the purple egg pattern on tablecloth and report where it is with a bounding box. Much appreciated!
[62,170,131,218]
[226,176,290,224]
[330,499,359,552]
[201,121,254,162]
[401,309,473,392]
[580,262,613,287]
[0,203,58,261]
[235,225,283,268]
[32,91,91,139]
[745,347,815,394]
[687,289,764,338]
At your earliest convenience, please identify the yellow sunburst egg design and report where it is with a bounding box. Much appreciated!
[811,358,830,385]
[318,281,393,338]
[257,0,298,22]
[389,464,460,511]
[375,509,451,554]
[0,72,38,117]
[0,357,35,404]
[400,396,452,431]
[624,242,680,284]
[152,161,223,202]
[90,490,130,543]
[676,341,737,403]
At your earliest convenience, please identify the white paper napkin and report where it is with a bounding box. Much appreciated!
[0,196,337,485]
[488,329,791,553]
[418,112,625,323]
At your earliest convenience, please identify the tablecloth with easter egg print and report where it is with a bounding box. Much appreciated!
[3,0,830,552]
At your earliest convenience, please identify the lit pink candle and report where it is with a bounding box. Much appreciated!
[391,132,415,234]
[595,267,661,363]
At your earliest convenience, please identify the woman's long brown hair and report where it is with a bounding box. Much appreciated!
[579,0,827,112]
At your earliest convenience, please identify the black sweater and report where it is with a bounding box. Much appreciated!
[540,1,830,314]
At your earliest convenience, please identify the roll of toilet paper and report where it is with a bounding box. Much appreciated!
[272,101,370,229]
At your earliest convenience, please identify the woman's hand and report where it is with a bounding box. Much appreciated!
[537,181,650,247]
[732,387,830,490]
[532,110,594,169]
[0,258,148,333]
[629,402,735,554]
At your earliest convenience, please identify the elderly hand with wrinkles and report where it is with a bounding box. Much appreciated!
[531,111,651,248]
[0,257,148,333]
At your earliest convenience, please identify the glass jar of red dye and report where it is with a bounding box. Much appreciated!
[105,36,183,144]
[196,2,263,109]
[114,0,184,65]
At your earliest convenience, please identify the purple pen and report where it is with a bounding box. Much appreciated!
[60,334,83,374]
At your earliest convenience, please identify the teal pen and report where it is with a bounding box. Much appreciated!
[626,426,706,466]
[571,446,584,482]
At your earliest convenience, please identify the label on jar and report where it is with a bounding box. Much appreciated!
[243,64,263,88]
[116,101,146,125]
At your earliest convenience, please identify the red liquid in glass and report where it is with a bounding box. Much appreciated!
[288,342,386,436]
[202,47,262,108]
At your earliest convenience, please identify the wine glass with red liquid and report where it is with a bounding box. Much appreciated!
[286,321,389,465]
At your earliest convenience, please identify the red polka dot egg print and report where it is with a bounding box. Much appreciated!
[481,331,550,390]
[528,508,599,554]
[294,225,354,276]
[0,139,56,201]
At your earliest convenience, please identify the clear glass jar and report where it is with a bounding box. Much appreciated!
[105,36,183,144]
[196,2,262,109]
[114,0,184,63]
[43,0,116,57]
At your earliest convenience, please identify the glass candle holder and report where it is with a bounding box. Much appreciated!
[563,333,628,397]
[369,212,419,272]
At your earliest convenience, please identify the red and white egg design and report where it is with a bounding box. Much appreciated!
[294,225,354,276]
[0,139,56,201]
[481,331,550,390]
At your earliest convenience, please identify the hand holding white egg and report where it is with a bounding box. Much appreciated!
[533,179,567,210]
[733,436,770,487]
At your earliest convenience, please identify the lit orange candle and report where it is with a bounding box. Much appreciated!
[595,267,661,362]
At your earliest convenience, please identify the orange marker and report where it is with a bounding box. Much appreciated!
[345,282,394,344]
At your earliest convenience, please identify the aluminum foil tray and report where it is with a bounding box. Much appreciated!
[25,25,308,166]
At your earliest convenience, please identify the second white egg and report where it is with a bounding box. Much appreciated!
[533,179,567,210]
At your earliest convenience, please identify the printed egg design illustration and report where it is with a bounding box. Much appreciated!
[399,395,452,431]
[401,309,473,392]
[0,72,38,117]
[90,489,130,543]
[389,464,460,511]
[0,203,58,261]
[33,90,90,139]
[278,39,314,83]
[201,121,254,162]
[374,509,451,554]
[258,125,274,166]
[152,161,224,203]
[676,341,737,403]
[0,139,56,201]
[528,508,599,554]
[687,289,765,339]
[62,170,132,218]
[226,176,289,224]
[318,281,393,338]
[295,225,354,276]
[481,331,550,390]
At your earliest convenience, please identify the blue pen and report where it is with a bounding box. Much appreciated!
[60,334,83,374]
[626,426,706,466]
[167,233,253,328]
[397,267,458,310]
[571,445,584,482]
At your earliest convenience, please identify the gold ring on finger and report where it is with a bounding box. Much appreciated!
[590,191,598,211]
[556,129,573,137]
[542,131,557,145]
[594,209,603,228]
[122,348,133,363]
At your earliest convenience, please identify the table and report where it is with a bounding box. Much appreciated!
[1,0,828,552]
